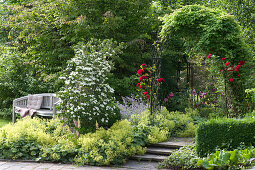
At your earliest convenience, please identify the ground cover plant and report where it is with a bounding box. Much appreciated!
[0,109,197,166]
[160,144,255,170]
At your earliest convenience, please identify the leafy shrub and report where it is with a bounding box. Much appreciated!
[159,145,202,169]
[0,108,12,119]
[160,107,197,137]
[0,118,147,165]
[129,107,197,144]
[196,118,255,157]
[58,39,122,133]
[75,120,146,165]
[197,147,255,169]
[0,117,75,160]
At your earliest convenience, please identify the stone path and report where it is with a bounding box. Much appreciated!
[0,160,160,170]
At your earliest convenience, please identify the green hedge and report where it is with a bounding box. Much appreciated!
[196,118,255,157]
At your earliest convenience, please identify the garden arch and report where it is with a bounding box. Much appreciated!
[159,5,250,116]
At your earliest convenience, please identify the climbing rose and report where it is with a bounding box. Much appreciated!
[229,78,234,82]
[169,93,174,98]
[156,78,165,82]
[137,69,144,75]
[164,98,168,102]
[240,61,245,65]
[220,69,225,72]
[226,62,230,66]
[144,91,148,95]
[238,74,240,77]
[222,58,226,61]
[146,95,150,99]
[208,54,212,59]
[141,64,147,68]
[212,88,217,92]
[136,83,141,87]
[139,76,148,81]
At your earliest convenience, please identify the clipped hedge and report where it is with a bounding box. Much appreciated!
[196,118,255,157]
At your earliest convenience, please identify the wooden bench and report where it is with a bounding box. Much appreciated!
[12,93,61,123]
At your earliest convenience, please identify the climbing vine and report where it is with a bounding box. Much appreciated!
[159,5,251,116]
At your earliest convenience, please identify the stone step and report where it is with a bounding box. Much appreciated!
[131,154,168,162]
[149,141,189,149]
[146,147,175,156]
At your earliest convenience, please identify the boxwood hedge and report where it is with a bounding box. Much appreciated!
[196,118,255,157]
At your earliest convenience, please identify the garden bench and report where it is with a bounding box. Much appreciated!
[12,93,61,123]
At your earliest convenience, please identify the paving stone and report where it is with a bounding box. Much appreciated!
[0,164,12,169]
[33,163,54,169]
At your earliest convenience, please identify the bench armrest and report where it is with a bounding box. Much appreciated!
[13,96,28,107]
[53,99,61,118]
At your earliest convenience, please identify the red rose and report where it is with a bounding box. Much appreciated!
[208,54,212,59]
[144,91,148,95]
[230,65,234,68]
[220,69,224,72]
[236,65,241,68]
[146,95,150,99]
[139,76,148,81]
[136,83,141,87]
[234,67,239,72]
[141,64,147,68]
[156,78,165,82]
[137,69,144,75]
[139,85,142,89]
[229,78,234,82]
[238,74,240,77]
[222,58,226,61]
[226,62,230,66]
[240,61,245,65]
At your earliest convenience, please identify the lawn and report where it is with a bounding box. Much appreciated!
[0,119,11,128]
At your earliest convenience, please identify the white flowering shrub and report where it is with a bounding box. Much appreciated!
[58,39,121,133]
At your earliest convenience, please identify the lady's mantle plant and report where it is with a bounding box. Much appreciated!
[58,39,121,133]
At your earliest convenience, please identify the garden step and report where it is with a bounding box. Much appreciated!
[131,154,168,162]
[149,138,195,149]
[150,142,185,149]
[146,147,175,156]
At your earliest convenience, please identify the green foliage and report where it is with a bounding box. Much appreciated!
[197,147,255,170]
[159,145,202,169]
[58,39,122,133]
[75,120,146,165]
[0,117,76,161]
[0,118,147,165]
[0,119,11,128]
[196,118,255,157]
[160,107,197,137]
[0,0,155,108]
[130,107,197,145]
[0,108,12,119]
[159,5,251,116]
[245,88,255,112]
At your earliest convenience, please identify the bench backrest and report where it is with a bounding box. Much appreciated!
[14,93,59,110]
